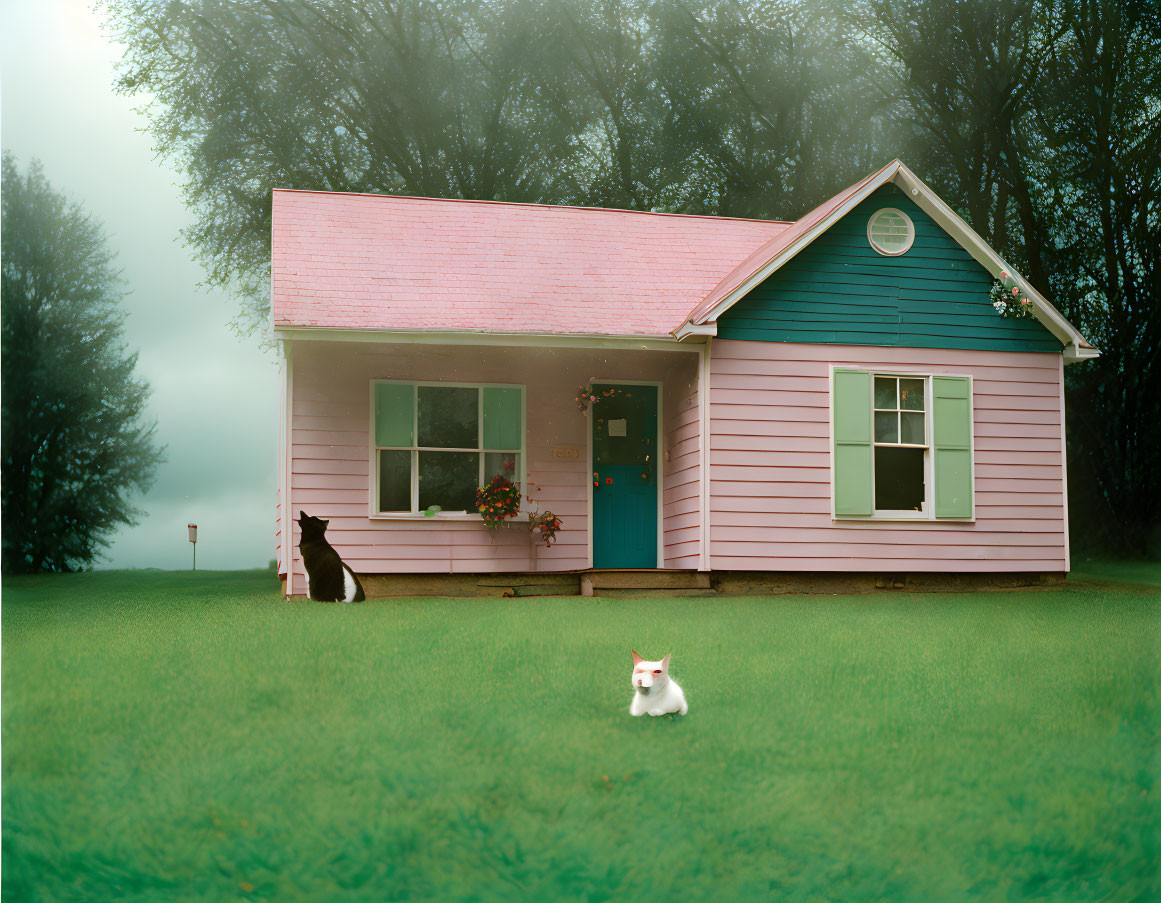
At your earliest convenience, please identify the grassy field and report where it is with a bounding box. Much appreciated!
[3,565,1158,902]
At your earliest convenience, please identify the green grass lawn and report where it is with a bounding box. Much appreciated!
[3,565,1158,902]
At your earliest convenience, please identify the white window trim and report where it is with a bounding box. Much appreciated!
[872,373,930,518]
[829,366,975,523]
[368,379,526,521]
[867,207,915,256]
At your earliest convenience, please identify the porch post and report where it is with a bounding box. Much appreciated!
[698,338,712,572]
[283,339,294,597]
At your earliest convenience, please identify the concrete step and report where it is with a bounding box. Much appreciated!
[584,570,711,590]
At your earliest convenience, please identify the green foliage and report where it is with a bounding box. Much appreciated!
[1,154,164,574]
[475,474,521,527]
[1039,2,1161,557]
[3,567,1158,900]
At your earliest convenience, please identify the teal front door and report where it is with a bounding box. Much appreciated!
[592,383,658,568]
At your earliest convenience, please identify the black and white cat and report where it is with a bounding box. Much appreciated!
[298,511,366,603]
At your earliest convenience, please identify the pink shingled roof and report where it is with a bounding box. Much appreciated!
[271,191,789,337]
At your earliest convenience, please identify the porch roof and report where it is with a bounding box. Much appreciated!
[271,190,789,337]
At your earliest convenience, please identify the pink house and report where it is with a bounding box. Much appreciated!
[272,160,1096,597]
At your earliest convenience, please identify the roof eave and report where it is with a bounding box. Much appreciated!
[270,324,700,351]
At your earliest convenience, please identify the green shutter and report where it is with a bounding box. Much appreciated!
[932,376,973,518]
[833,369,873,516]
[483,387,522,450]
[374,382,414,447]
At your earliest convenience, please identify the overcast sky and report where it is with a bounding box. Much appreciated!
[2,0,280,570]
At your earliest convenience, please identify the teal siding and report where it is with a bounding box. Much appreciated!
[718,185,1061,353]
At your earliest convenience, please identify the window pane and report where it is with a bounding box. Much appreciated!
[900,379,924,411]
[378,449,411,512]
[875,446,925,511]
[418,451,479,511]
[374,383,414,447]
[874,376,897,409]
[484,452,520,485]
[900,412,926,445]
[483,387,522,450]
[418,386,478,448]
[874,411,898,443]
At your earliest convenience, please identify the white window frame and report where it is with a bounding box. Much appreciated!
[368,380,526,521]
[867,207,915,256]
[829,366,976,523]
[871,373,931,519]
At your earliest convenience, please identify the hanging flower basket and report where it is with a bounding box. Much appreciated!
[990,272,1036,319]
[475,475,521,528]
[528,510,564,547]
[575,380,634,413]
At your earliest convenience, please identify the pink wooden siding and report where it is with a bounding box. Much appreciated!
[662,358,702,568]
[284,342,701,589]
[708,340,1068,572]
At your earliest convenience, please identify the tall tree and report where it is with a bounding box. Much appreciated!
[1,154,164,573]
[542,0,677,211]
[650,0,887,218]
[1037,0,1161,552]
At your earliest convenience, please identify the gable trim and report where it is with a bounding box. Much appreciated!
[890,166,1094,358]
[678,161,902,336]
[676,162,1097,361]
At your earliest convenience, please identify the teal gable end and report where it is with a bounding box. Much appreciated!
[718,185,1061,353]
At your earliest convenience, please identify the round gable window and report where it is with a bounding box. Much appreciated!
[867,208,914,256]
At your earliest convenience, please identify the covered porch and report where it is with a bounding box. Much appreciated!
[279,336,706,594]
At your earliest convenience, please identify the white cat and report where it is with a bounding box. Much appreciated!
[629,651,688,717]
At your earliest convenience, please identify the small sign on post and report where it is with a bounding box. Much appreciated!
[188,523,198,570]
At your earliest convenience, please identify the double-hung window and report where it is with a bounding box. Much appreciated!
[833,369,973,520]
[873,375,928,514]
[372,381,524,515]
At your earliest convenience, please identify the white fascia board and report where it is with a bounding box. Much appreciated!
[271,326,701,353]
[691,161,902,327]
[891,165,1095,356]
